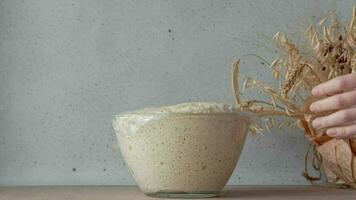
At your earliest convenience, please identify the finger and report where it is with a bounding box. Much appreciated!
[312,107,356,129]
[339,119,356,126]
[326,124,356,138]
[327,87,356,96]
[326,90,344,96]
[310,90,356,112]
[311,73,356,96]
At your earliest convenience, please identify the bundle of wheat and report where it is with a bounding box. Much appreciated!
[232,7,356,188]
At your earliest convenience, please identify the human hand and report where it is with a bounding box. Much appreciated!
[310,73,356,139]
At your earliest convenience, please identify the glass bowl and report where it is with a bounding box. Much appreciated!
[112,112,250,198]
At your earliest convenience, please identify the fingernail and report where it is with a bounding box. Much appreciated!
[311,87,318,95]
[310,103,317,112]
[312,118,321,128]
[327,129,338,137]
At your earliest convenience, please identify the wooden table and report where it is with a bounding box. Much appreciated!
[0,185,355,200]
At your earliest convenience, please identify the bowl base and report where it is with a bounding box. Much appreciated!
[146,191,218,199]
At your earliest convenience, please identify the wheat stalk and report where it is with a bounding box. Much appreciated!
[232,7,356,135]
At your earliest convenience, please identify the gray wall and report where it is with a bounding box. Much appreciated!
[0,0,354,185]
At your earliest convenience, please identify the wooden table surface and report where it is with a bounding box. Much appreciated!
[0,185,355,200]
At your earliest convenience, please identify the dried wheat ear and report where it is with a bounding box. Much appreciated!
[232,7,356,136]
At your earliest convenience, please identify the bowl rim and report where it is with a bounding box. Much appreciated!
[113,111,252,118]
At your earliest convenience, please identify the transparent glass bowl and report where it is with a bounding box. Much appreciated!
[112,112,250,198]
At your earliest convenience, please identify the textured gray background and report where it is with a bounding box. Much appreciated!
[0,0,354,185]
